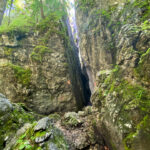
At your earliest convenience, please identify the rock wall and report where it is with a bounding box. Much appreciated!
[0,17,88,114]
[76,0,150,149]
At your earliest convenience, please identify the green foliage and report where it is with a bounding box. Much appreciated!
[0,14,35,35]
[131,20,150,32]
[8,64,32,86]
[0,0,68,36]
[13,120,68,150]
[34,131,46,137]
[14,123,41,150]
[31,45,52,62]
[140,20,150,30]
[36,13,61,33]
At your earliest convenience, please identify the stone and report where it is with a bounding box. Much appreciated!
[64,112,83,127]
[0,28,84,114]
[1,35,18,47]
[4,123,32,150]
[47,142,59,150]
[76,0,150,149]
[34,117,52,131]
[0,93,13,116]
[35,132,51,143]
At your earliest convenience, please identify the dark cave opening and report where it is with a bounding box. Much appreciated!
[80,66,92,106]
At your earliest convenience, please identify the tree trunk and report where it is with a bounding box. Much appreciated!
[8,0,13,25]
[40,0,45,19]
[0,0,7,25]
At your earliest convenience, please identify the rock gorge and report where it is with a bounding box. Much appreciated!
[0,0,150,150]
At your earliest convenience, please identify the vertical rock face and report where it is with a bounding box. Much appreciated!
[0,16,87,114]
[64,18,91,108]
[76,0,150,149]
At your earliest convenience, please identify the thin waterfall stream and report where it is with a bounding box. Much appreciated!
[66,0,95,96]
[66,0,92,106]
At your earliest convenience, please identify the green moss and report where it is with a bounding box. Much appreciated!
[0,104,34,149]
[35,131,47,138]
[62,113,82,128]
[139,48,150,64]
[50,129,69,150]
[3,47,16,56]
[133,0,150,21]
[13,123,41,150]
[62,117,80,127]
[13,120,68,150]
[123,115,150,150]
[99,66,150,149]
[8,64,32,86]
[30,45,52,62]
[49,113,61,121]
[135,48,150,83]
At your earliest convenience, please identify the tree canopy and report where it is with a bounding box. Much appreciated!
[0,0,68,34]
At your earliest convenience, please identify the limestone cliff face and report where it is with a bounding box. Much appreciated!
[0,32,76,114]
[0,17,87,114]
[76,0,150,149]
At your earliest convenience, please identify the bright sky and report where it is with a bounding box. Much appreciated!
[15,0,25,9]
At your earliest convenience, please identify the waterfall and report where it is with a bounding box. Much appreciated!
[66,0,82,65]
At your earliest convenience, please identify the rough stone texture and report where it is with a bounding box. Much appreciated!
[47,142,59,150]
[0,32,77,114]
[76,0,150,91]
[8,116,69,150]
[76,0,150,149]
[0,93,13,116]
[0,94,35,150]
[54,108,104,150]
[34,117,53,131]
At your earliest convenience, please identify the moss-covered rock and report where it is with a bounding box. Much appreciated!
[12,117,69,150]
[62,112,83,127]
[30,45,53,62]
[135,48,150,84]
[91,66,150,150]
[0,94,35,150]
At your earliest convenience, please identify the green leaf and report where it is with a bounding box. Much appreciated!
[19,144,25,150]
